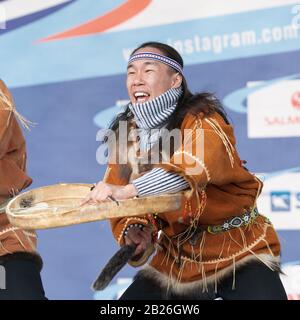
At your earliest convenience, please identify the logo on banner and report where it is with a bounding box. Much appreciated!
[40,0,152,42]
[271,191,291,211]
[247,79,300,138]
[257,170,300,230]
[291,91,300,110]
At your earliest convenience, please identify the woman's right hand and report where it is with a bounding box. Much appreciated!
[124,225,153,257]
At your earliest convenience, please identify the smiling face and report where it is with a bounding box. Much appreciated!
[126,47,182,104]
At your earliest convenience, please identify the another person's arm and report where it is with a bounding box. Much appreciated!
[0,80,32,201]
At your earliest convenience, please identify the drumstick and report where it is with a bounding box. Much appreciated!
[92,244,137,291]
[89,188,119,206]
[107,195,119,206]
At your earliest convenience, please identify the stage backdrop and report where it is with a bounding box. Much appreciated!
[0,0,299,299]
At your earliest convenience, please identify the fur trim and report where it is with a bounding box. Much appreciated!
[0,86,35,130]
[136,254,280,297]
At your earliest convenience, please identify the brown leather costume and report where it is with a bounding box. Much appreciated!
[0,79,40,268]
[108,110,281,294]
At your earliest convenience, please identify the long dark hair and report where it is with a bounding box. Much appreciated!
[109,41,229,132]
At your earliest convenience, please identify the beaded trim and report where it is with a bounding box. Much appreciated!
[181,222,272,265]
[128,52,183,74]
[207,207,260,234]
[117,217,149,243]
[123,223,144,237]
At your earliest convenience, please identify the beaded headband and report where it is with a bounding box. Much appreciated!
[128,51,183,74]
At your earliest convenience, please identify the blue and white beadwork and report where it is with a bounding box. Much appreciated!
[128,52,183,74]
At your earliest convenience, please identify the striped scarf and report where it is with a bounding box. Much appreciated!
[128,87,182,151]
[128,87,182,130]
